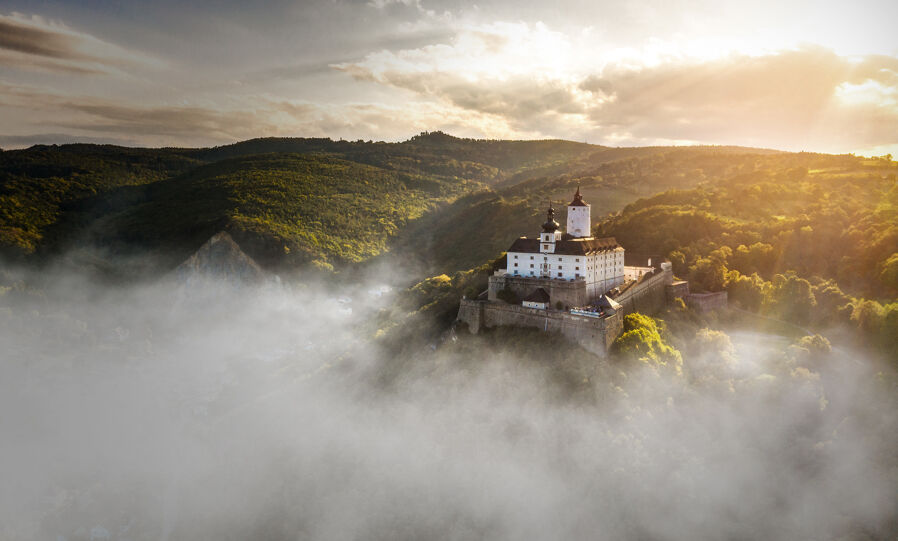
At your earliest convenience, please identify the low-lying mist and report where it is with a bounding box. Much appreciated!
[1,265,895,541]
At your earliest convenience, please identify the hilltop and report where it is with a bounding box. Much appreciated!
[0,132,891,282]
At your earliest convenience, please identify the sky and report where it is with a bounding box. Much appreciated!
[0,0,896,155]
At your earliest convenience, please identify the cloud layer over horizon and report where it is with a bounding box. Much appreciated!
[0,1,896,154]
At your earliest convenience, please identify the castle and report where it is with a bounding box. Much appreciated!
[504,186,626,300]
[456,187,710,356]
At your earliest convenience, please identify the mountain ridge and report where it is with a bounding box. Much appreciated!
[1,134,890,282]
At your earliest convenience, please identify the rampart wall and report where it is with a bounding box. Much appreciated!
[457,299,622,356]
[458,266,679,356]
[488,274,587,309]
[666,280,689,303]
[685,291,728,312]
[610,268,673,316]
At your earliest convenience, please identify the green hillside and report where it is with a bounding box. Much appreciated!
[392,147,841,275]
[74,152,483,272]
[593,153,898,352]
[0,133,606,273]
[0,145,201,257]
[2,133,894,288]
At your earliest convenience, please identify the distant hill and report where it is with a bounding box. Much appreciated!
[0,132,886,281]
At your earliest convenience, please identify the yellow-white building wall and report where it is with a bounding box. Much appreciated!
[506,246,624,299]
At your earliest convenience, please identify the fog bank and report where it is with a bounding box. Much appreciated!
[0,269,895,540]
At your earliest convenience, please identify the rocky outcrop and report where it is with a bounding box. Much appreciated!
[175,231,266,284]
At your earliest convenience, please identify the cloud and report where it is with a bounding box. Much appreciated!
[0,12,161,74]
[0,83,281,147]
[335,23,898,151]
[585,47,898,150]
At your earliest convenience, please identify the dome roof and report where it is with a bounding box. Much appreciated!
[542,205,560,232]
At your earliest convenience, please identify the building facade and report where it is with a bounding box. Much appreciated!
[505,189,625,300]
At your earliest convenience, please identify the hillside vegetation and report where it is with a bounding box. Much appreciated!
[595,153,898,353]
[0,133,609,274]
[2,133,894,295]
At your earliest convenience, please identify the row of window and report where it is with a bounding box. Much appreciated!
[513,263,597,271]
[510,270,601,280]
[514,254,619,262]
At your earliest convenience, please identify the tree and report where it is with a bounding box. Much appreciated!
[613,313,682,373]
[850,299,884,335]
[811,279,853,326]
[497,287,519,304]
[689,256,727,292]
[879,253,898,294]
[725,270,766,311]
[765,272,817,325]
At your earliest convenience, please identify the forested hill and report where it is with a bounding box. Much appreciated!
[591,155,898,354]
[0,132,888,282]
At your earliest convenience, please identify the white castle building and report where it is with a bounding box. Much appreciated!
[505,187,625,300]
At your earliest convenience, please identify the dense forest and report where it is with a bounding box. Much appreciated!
[594,153,898,355]
[0,133,603,273]
[0,133,788,278]
[2,134,896,355]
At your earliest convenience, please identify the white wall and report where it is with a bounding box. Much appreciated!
[506,247,625,299]
[624,266,654,281]
[566,204,591,238]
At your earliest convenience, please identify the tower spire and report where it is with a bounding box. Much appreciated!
[541,201,559,233]
[570,184,585,206]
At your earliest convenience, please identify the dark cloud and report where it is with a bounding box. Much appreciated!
[0,50,105,74]
[0,13,157,74]
[0,18,86,60]
[58,102,279,142]
[0,83,281,146]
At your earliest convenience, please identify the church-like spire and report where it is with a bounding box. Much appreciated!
[569,184,587,206]
[541,203,560,233]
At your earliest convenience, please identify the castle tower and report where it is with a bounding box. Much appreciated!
[539,204,561,247]
[539,204,560,276]
[566,185,591,238]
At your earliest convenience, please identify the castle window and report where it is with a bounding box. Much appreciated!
[530,256,533,260]
[514,263,518,267]
[514,255,518,259]
[575,266,579,270]
[558,272,563,277]
[530,264,534,268]
[558,257,562,261]
[543,244,549,250]
[575,258,579,262]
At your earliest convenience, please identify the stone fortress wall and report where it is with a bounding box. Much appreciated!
[459,266,680,357]
[457,299,623,356]
[610,266,673,315]
[487,273,588,309]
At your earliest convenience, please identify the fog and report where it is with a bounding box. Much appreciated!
[1,266,895,540]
